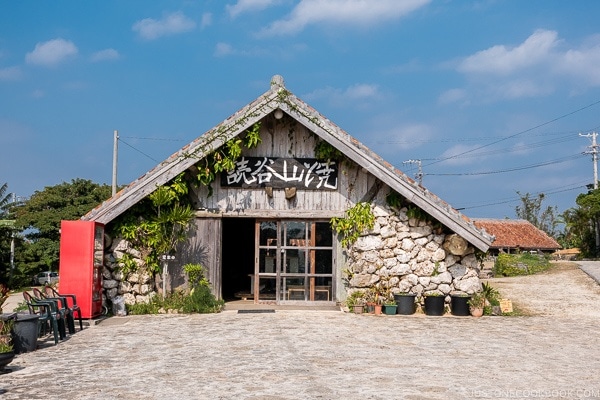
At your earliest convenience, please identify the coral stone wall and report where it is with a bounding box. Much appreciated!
[102,238,157,307]
[345,206,483,305]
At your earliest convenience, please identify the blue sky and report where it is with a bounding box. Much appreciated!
[2,1,600,221]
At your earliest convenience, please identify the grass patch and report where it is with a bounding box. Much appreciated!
[494,253,552,277]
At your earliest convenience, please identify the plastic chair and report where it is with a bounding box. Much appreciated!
[22,291,64,344]
[32,288,74,335]
[43,286,83,332]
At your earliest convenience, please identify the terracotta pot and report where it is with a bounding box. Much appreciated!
[470,307,484,317]
[374,304,382,315]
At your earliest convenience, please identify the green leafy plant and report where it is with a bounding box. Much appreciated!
[0,317,13,353]
[468,292,486,309]
[494,253,551,277]
[196,123,262,195]
[314,140,343,162]
[113,173,195,274]
[331,202,375,248]
[385,191,405,209]
[345,290,365,308]
[0,283,9,313]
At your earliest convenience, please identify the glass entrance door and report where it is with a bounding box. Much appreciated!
[256,220,333,303]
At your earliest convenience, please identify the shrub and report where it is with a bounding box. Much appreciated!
[494,253,551,277]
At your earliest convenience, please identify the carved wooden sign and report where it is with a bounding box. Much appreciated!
[221,157,338,190]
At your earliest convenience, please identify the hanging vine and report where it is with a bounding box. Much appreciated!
[195,122,262,195]
[331,202,376,248]
[111,173,195,273]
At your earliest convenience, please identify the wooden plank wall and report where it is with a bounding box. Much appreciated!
[190,115,379,218]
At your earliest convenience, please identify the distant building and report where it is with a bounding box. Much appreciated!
[472,219,560,256]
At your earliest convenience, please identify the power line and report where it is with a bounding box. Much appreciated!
[120,136,186,142]
[457,182,589,211]
[119,138,160,163]
[424,98,600,167]
[426,153,584,176]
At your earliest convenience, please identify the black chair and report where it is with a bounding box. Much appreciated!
[43,286,83,332]
[32,287,74,335]
[22,291,64,344]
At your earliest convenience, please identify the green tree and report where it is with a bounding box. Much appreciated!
[10,179,112,286]
[515,192,559,238]
[557,206,594,254]
[0,183,11,215]
[569,188,600,257]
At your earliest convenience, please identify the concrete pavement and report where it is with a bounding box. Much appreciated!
[1,263,600,399]
[576,260,600,285]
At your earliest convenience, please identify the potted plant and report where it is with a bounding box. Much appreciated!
[468,292,485,317]
[423,292,445,316]
[0,316,15,371]
[345,291,365,314]
[383,297,397,315]
[450,293,471,316]
[394,292,417,315]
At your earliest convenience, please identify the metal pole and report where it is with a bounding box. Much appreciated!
[581,132,600,254]
[112,130,119,196]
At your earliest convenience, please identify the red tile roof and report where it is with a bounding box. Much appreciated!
[472,219,560,251]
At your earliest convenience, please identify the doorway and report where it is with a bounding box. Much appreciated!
[221,218,255,301]
[255,220,334,303]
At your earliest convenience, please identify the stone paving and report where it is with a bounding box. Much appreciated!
[2,263,600,400]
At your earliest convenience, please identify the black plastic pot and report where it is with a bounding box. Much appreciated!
[12,313,39,353]
[424,295,445,316]
[394,293,417,315]
[450,295,471,317]
[0,351,14,371]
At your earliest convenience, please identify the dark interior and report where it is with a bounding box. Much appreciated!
[221,218,256,300]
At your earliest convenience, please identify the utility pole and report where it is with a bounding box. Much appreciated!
[580,132,599,189]
[580,132,600,254]
[112,130,119,196]
[403,159,423,185]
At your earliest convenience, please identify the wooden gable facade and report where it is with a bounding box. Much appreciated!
[82,75,493,306]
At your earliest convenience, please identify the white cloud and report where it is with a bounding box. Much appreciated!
[25,38,78,66]
[132,11,196,40]
[226,0,282,19]
[0,66,22,80]
[438,88,467,105]
[304,83,381,106]
[90,48,120,62]
[200,13,213,29]
[214,42,235,57]
[369,123,434,152]
[459,29,559,76]
[453,29,600,101]
[439,144,485,166]
[260,0,430,36]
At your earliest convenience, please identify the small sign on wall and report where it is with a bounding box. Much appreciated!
[500,299,513,313]
[221,157,338,190]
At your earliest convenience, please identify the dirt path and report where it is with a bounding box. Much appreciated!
[487,261,600,318]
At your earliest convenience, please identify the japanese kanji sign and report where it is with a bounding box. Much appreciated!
[221,157,338,190]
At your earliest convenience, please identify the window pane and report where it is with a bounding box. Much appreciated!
[285,221,306,246]
[314,249,332,274]
[285,249,305,273]
[315,222,332,247]
[285,277,305,300]
[259,249,276,274]
[259,221,277,247]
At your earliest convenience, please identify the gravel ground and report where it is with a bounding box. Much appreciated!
[487,261,600,318]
